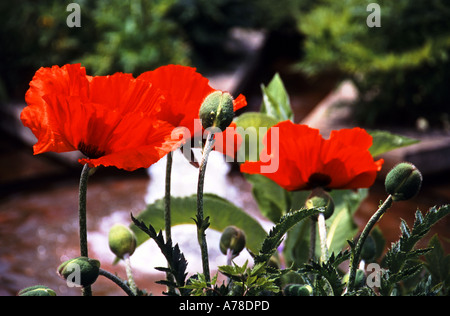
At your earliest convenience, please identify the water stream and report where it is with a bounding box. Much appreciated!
[0,150,271,296]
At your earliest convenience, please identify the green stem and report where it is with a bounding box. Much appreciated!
[164,151,176,294]
[196,132,215,283]
[309,218,316,261]
[124,255,137,295]
[79,164,90,258]
[317,213,329,263]
[165,151,173,242]
[78,164,91,296]
[226,249,233,285]
[347,195,393,293]
[99,268,136,296]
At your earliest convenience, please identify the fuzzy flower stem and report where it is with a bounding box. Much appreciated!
[124,254,137,295]
[196,132,215,283]
[164,151,176,294]
[165,151,173,242]
[347,195,393,292]
[309,218,316,261]
[79,164,90,257]
[78,163,91,296]
[226,248,233,285]
[99,268,136,296]
[317,213,329,263]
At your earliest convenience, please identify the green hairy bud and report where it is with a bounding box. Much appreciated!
[18,285,57,296]
[283,284,313,296]
[385,162,422,201]
[108,224,137,259]
[199,91,234,131]
[306,188,335,220]
[220,226,246,257]
[57,256,100,288]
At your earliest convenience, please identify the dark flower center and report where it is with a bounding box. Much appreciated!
[78,142,106,159]
[307,173,332,189]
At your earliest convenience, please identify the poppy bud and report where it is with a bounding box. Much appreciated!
[199,91,234,131]
[220,226,246,257]
[108,224,137,259]
[306,188,335,220]
[57,257,100,288]
[18,285,57,296]
[385,162,422,201]
[283,284,313,296]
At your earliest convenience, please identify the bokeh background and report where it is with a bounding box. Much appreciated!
[1,0,449,296]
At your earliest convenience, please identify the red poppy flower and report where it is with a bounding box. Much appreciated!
[240,120,384,191]
[137,65,246,155]
[21,64,184,171]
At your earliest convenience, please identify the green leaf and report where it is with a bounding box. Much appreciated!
[131,193,267,255]
[218,260,280,295]
[182,273,213,296]
[282,191,313,268]
[423,235,450,291]
[255,207,321,265]
[131,215,188,291]
[283,189,367,268]
[283,216,311,268]
[326,189,368,256]
[260,73,293,121]
[299,251,350,296]
[412,275,443,296]
[368,130,420,157]
[381,204,450,295]
[401,205,450,255]
[244,174,291,223]
[234,112,279,162]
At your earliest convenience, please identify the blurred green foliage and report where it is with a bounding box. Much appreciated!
[3,0,449,129]
[82,0,189,75]
[1,1,92,100]
[0,0,301,102]
[0,0,191,101]
[296,0,450,128]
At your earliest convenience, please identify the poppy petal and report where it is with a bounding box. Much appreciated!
[328,127,373,150]
[233,94,247,112]
[212,122,243,160]
[240,120,384,191]
[79,121,184,171]
[21,64,90,155]
[138,65,214,132]
[21,64,185,171]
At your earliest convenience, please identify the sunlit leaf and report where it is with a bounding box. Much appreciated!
[380,204,450,295]
[423,235,450,292]
[283,189,367,268]
[131,193,267,255]
[368,130,419,157]
[244,173,291,223]
[260,73,293,122]
[234,112,279,162]
[326,189,368,256]
[255,207,321,265]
